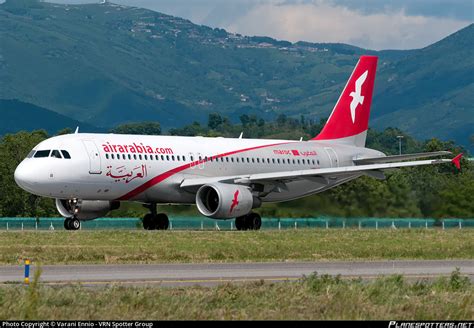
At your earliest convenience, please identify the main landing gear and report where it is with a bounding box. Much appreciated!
[64,217,81,230]
[143,204,169,230]
[235,212,262,231]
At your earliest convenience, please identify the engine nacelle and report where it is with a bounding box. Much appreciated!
[55,199,120,220]
[196,183,258,219]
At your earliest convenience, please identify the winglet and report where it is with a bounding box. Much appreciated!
[452,153,463,170]
[74,126,79,134]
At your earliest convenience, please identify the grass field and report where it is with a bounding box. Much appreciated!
[0,229,472,265]
[0,270,472,320]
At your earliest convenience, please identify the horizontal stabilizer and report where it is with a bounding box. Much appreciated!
[353,151,452,165]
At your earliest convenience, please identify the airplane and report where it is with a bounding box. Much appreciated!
[14,56,462,231]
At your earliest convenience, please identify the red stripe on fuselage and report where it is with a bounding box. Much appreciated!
[117,141,293,201]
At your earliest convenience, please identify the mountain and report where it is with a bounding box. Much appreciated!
[0,0,472,149]
[0,99,98,135]
[0,99,100,135]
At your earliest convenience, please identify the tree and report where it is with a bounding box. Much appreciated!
[109,122,161,135]
[0,130,56,217]
[276,114,287,126]
[208,113,223,130]
[240,114,250,127]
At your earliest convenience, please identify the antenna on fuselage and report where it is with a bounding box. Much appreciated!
[74,126,79,134]
[239,132,243,139]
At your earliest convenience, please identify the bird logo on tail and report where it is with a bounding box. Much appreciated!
[349,70,368,124]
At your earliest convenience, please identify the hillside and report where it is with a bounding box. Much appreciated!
[0,0,472,149]
[0,99,98,135]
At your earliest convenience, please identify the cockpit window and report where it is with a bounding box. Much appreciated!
[51,150,62,158]
[26,150,36,158]
[61,150,71,159]
[34,150,51,158]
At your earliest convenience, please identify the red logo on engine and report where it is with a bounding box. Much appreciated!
[230,190,240,213]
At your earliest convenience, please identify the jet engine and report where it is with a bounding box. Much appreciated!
[55,199,120,220]
[196,183,259,219]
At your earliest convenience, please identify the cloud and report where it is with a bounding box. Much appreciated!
[224,1,471,50]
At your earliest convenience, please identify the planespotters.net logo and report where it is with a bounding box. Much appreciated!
[388,322,473,328]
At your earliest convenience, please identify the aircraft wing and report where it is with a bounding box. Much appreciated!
[180,157,455,189]
[353,151,451,165]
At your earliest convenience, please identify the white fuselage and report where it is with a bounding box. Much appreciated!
[14,133,384,205]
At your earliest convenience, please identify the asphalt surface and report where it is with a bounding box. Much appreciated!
[1,260,473,287]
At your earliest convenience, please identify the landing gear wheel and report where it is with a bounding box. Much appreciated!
[143,213,156,230]
[156,213,169,230]
[64,218,80,230]
[70,218,81,230]
[235,213,261,231]
[246,213,262,230]
[235,216,247,231]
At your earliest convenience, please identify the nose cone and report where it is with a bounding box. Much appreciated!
[14,160,37,193]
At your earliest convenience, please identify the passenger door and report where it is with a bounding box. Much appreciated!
[324,147,339,168]
[82,140,102,174]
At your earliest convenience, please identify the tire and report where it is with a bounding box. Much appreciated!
[71,218,81,230]
[247,213,262,230]
[143,213,155,230]
[156,213,169,230]
[64,218,71,230]
[235,216,246,231]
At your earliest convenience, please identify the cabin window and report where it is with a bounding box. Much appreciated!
[183,156,186,161]
[133,154,137,160]
[231,158,234,163]
[236,158,239,163]
[226,157,229,162]
[297,159,300,164]
[111,154,115,160]
[34,150,50,158]
[105,154,109,159]
[293,159,296,164]
[61,150,71,159]
[166,155,170,161]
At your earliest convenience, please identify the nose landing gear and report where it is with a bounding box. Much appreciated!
[235,212,262,231]
[143,204,169,230]
[64,217,81,230]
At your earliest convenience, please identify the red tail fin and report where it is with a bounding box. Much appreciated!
[312,56,378,147]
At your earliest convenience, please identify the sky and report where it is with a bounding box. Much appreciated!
[14,0,474,50]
